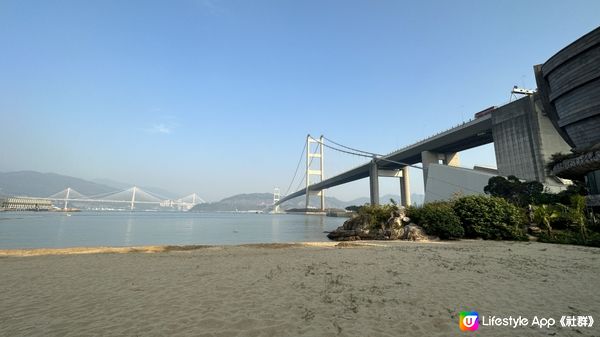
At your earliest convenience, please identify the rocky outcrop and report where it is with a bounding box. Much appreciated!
[326,207,429,241]
[400,224,428,241]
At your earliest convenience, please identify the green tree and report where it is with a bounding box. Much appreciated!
[533,205,560,236]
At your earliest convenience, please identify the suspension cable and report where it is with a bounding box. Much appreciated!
[284,141,307,196]
[322,135,383,157]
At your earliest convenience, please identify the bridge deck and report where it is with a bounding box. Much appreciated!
[277,114,493,205]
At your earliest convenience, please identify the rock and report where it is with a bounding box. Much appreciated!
[327,206,428,241]
[401,224,427,241]
[528,226,542,235]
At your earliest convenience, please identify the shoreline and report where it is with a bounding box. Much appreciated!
[1,238,596,257]
[0,240,448,257]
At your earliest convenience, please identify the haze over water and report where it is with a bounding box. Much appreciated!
[0,212,346,250]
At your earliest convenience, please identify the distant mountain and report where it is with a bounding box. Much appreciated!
[92,178,177,199]
[189,193,349,212]
[343,194,425,207]
[0,171,116,197]
[189,192,426,212]
[0,171,181,200]
[190,193,274,212]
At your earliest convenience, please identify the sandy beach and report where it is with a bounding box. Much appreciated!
[0,240,598,337]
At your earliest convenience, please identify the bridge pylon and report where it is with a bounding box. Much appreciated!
[305,135,325,211]
[273,188,281,213]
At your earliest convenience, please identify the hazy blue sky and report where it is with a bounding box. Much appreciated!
[0,0,598,201]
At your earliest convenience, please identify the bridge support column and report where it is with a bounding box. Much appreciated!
[369,159,379,206]
[305,135,325,211]
[400,167,411,207]
[273,188,281,213]
[130,186,137,211]
[421,151,460,188]
[378,168,411,207]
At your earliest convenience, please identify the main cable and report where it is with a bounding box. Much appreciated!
[284,141,307,196]
[322,135,383,157]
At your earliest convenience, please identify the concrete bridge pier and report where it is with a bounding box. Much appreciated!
[421,151,460,188]
[400,166,411,207]
[370,162,412,207]
[369,159,379,206]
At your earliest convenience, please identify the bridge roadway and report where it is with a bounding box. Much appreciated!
[276,114,493,206]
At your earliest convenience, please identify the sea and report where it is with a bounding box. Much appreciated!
[0,211,347,250]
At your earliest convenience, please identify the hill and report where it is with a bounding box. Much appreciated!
[0,171,178,199]
[189,192,425,212]
[190,193,273,212]
[0,171,116,197]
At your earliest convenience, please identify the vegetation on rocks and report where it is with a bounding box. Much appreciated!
[330,176,599,247]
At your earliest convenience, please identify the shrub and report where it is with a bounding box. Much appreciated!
[408,202,463,239]
[356,203,397,230]
[538,230,600,248]
[484,176,544,206]
[453,195,527,241]
[533,204,561,235]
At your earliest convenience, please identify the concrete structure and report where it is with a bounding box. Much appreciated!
[424,164,497,203]
[421,150,460,189]
[272,188,281,213]
[536,26,600,206]
[537,27,600,150]
[1,197,52,211]
[492,94,571,185]
[305,135,325,210]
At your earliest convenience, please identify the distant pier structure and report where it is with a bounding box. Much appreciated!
[1,197,53,211]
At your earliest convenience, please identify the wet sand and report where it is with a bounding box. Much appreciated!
[0,240,598,336]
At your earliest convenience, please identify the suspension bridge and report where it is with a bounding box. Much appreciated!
[274,91,572,212]
[273,133,417,213]
[40,186,204,211]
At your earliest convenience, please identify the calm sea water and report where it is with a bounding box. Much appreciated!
[0,212,347,249]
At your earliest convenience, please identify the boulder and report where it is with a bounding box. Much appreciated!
[327,206,428,241]
[401,224,427,241]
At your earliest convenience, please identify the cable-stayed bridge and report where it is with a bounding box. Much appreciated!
[39,186,204,211]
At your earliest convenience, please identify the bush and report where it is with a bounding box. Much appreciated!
[356,203,397,230]
[453,195,527,241]
[408,202,463,239]
[538,230,600,248]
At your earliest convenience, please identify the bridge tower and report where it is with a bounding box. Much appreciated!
[273,188,281,213]
[305,135,325,211]
[63,187,71,211]
[130,186,137,211]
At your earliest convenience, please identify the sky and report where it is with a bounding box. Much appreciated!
[0,0,599,202]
